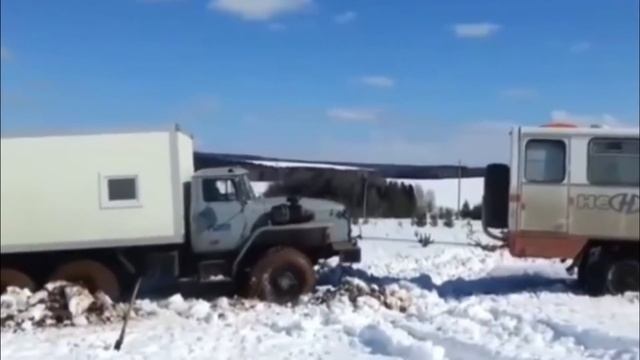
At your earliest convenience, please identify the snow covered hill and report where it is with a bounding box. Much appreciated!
[2,220,638,360]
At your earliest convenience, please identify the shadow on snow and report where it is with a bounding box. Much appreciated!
[133,265,575,301]
[317,265,576,299]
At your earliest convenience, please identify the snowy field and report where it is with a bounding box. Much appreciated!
[392,178,484,210]
[252,181,272,197]
[2,220,638,360]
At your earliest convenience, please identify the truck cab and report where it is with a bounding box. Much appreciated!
[189,168,265,254]
[483,123,639,295]
[184,167,360,302]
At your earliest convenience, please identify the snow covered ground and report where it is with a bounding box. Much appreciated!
[2,220,638,360]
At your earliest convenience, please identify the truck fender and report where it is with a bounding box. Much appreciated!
[231,222,333,277]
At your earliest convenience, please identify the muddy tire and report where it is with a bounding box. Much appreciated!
[50,259,121,300]
[1,268,36,293]
[246,247,315,303]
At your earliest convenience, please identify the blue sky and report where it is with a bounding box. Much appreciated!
[1,0,638,165]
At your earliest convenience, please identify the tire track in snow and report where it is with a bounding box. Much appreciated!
[390,320,517,360]
[484,306,640,360]
[539,320,640,359]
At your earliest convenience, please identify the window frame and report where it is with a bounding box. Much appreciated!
[587,137,640,187]
[524,139,567,184]
[202,178,240,203]
[99,174,141,209]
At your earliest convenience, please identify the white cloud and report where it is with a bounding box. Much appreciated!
[334,11,357,24]
[359,76,396,89]
[570,41,591,53]
[1,46,11,61]
[327,107,382,122]
[267,22,287,31]
[452,23,501,38]
[209,0,311,21]
[500,88,538,100]
[550,109,638,128]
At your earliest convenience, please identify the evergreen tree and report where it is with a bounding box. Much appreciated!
[460,200,471,219]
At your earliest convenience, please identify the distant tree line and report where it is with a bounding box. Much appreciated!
[264,170,418,218]
[460,200,483,220]
[264,169,483,221]
[194,152,485,182]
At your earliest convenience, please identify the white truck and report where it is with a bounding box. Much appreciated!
[0,127,361,303]
[483,123,639,295]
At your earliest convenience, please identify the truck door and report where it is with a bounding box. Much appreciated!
[190,177,246,253]
[519,137,570,234]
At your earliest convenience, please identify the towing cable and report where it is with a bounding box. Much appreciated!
[353,234,506,252]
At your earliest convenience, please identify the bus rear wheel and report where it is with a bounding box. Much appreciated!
[580,247,640,296]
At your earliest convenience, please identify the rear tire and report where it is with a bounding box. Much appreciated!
[50,259,121,301]
[1,268,36,293]
[246,247,316,304]
[580,247,640,296]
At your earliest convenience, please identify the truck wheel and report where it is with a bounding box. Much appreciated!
[581,249,640,296]
[246,247,316,304]
[50,260,121,301]
[1,268,36,293]
[605,259,639,294]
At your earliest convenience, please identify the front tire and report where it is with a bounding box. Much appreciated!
[246,247,316,304]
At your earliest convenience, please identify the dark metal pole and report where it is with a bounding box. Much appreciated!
[114,277,143,351]
[457,160,462,219]
[362,174,368,220]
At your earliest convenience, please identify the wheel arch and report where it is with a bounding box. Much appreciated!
[232,223,331,277]
[580,239,639,259]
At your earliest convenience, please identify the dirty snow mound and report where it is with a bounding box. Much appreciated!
[1,281,124,330]
[312,274,413,313]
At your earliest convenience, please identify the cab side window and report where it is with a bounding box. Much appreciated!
[525,140,566,183]
[202,179,237,202]
[588,138,639,186]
